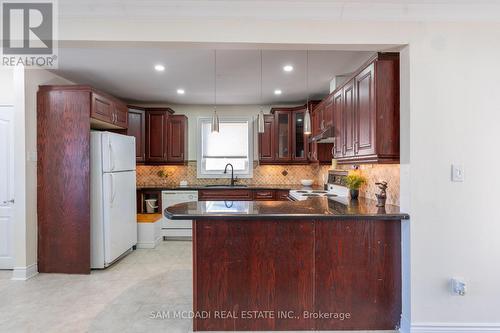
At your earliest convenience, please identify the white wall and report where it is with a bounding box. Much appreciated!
[56,18,500,330]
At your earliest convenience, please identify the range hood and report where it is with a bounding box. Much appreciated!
[309,126,334,143]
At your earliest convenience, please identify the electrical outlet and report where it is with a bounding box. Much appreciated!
[451,277,467,296]
[451,164,464,182]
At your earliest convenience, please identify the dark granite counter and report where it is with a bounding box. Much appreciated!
[164,196,409,220]
[137,184,322,191]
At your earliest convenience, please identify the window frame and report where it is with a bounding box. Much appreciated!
[196,116,254,179]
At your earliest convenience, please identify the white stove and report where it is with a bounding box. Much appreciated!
[289,184,348,203]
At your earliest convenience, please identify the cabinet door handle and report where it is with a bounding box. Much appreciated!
[354,141,358,154]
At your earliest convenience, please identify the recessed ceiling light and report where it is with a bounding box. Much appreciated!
[154,64,165,72]
[274,89,282,95]
[177,89,185,95]
[283,65,293,72]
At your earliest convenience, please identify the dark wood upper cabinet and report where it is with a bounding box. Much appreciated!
[127,107,146,163]
[114,102,128,128]
[342,79,356,158]
[259,105,312,164]
[332,89,343,158]
[91,93,113,123]
[323,94,334,129]
[167,115,188,164]
[90,90,128,130]
[258,114,275,162]
[274,110,292,162]
[145,109,170,163]
[330,52,400,164]
[292,109,308,162]
[355,63,376,157]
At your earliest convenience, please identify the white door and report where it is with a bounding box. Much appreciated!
[101,133,136,173]
[0,106,15,269]
[102,171,137,265]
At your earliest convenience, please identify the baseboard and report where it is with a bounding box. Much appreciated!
[136,241,157,249]
[412,323,500,333]
[11,263,38,280]
[399,314,411,333]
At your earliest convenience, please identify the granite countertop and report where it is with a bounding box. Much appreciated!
[164,197,409,221]
[137,184,323,191]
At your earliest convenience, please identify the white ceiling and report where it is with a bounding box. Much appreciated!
[58,0,500,22]
[53,48,373,105]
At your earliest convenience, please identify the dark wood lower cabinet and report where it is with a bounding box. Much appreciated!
[198,189,253,201]
[193,219,315,331]
[193,218,401,331]
[314,220,401,330]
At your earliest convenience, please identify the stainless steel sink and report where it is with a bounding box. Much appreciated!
[204,184,248,188]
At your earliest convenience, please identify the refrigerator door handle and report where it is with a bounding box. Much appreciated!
[110,174,116,205]
[109,138,115,171]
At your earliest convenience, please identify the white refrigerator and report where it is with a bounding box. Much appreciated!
[90,131,137,268]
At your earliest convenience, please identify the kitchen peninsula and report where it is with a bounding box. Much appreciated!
[165,197,409,331]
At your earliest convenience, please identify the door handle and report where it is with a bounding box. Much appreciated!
[2,199,14,204]
[109,139,115,171]
[110,174,116,205]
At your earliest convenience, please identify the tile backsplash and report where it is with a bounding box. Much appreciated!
[137,162,400,205]
[317,164,400,205]
[137,162,324,187]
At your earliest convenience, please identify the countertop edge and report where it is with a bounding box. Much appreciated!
[164,210,410,221]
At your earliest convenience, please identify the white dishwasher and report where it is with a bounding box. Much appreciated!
[161,190,198,239]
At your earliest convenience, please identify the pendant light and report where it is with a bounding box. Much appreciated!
[303,50,312,135]
[257,50,265,133]
[211,50,220,133]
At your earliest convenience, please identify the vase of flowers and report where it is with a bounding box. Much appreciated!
[345,172,366,200]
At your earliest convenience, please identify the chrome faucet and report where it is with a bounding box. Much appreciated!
[224,163,237,186]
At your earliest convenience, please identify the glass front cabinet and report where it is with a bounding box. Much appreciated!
[258,105,309,164]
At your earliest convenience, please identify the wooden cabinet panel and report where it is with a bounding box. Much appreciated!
[274,110,292,162]
[315,220,401,330]
[332,89,343,158]
[292,109,308,162]
[343,79,356,158]
[91,93,113,123]
[127,108,146,162]
[114,102,128,128]
[198,189,253,201]
[355,63,376,157]
[323,94,333,128]
[254,190,275,200]
[37,88,91,274]
[275,190,290,201]
[258,114,275,162]
[316,103,325,131]
[194,219,315,331]
[167,115,188,164]
[146,110,168,163]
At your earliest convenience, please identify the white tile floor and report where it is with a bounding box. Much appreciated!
[0,241,398,333]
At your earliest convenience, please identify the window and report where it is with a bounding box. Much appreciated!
[197,117,253,178]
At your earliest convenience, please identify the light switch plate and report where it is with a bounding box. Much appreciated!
[451,164,464,182]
